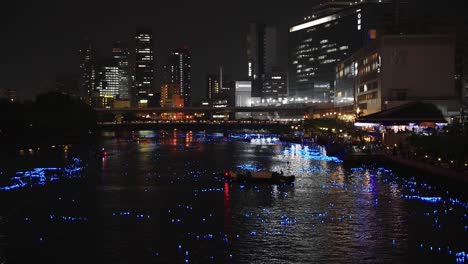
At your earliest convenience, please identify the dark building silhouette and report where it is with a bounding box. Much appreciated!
[55,73,80,98]
[247,23,278,98]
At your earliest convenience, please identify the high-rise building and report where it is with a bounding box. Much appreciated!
[135,28,155,108]
[166,47,191,106]
[288,0,397,103]
[246,23,278,98]
[78,37,97,99]
[112,41,131,100]
[96,59,121,99]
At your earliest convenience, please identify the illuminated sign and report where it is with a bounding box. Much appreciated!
[290,14,339,32]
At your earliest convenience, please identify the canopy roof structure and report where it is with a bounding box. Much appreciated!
[356,102,447,126]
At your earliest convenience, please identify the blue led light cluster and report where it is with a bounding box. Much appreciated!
[0,158,85,191]
[402,195,443,203]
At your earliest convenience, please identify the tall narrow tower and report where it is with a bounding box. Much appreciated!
[78,37,96,99]
[167,47,191,107]
[135,28,155,107]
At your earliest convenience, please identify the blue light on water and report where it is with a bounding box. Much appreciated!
[236,164,262,172]
[402,195,443,203]
[1,158,85,191]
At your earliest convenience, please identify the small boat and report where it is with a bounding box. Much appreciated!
[224,170,295,184]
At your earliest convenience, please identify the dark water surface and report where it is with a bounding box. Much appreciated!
[0,131,467,263]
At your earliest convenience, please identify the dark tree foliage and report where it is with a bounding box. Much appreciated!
[0,92,96,147]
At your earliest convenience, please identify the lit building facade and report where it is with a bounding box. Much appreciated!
[96,60,121,99]
[166,47,191,106]
[112,41,131,100]
[336,35,458,117]
[135,28,155,107]
[235,81,252,107]
[235,81,252,119]
[288,1,395,102]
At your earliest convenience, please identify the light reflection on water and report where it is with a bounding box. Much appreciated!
[0,134,466,263]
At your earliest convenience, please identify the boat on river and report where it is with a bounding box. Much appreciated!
[224,170,295,184]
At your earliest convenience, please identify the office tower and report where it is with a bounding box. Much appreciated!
[112,41,131,100]
[246,23,278,98]
[288,0,397,102]
[166,47,191,106]
[96,59,120,98]
[135,28,155,107]
[78,37,96,98]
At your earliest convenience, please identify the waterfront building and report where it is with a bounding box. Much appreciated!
[335,35,459,117]
[135,28,155,108]
[288,0,398,102]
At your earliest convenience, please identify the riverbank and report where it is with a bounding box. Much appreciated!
[382,154,467,184]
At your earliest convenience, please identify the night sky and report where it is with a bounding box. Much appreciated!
[1,0,322,102]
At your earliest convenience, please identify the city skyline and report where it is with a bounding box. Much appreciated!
[1,0,465,103]
[1,0,326,102]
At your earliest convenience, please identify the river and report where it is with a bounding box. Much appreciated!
[0,131,467,263]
